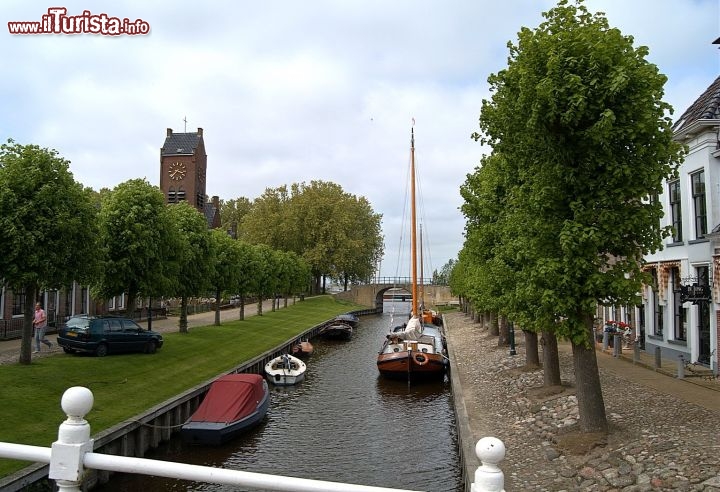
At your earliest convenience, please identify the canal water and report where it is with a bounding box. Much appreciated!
[97,313,462,491]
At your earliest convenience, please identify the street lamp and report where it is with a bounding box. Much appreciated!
[509,321,517,356]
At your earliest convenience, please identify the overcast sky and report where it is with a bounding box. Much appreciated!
[3,1,719,279]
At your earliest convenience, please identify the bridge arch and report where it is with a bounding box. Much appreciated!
[333,283,456,312]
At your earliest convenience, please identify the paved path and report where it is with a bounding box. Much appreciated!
[0,299,283,364]
[444,311,720,491]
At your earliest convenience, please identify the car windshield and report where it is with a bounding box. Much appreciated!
[65,317,91,330]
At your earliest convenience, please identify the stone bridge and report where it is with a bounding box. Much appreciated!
[332,280,457,312]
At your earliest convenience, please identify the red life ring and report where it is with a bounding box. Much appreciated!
[414,353,428,366]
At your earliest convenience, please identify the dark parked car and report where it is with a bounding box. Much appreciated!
[57,315,164,357]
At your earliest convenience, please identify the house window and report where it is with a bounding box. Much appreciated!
[12,290,25,316]
[651,268,663,337]
[691,170,707,238]
[669,180,682,242]
[656,305,664,338]
[675,306,687,341]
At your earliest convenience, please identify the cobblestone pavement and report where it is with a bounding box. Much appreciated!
[444,311,720,492]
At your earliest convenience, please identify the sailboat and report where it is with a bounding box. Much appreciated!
[376,125,448,381]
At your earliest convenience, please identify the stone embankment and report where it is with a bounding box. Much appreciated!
[444,311,720,491]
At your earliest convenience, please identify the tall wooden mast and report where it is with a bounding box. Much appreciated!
[410,126,418,317]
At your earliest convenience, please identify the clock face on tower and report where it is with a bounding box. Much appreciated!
[168,162,187,181]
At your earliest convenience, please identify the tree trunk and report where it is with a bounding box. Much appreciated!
[125,291,137,319]
[272,295,276,312]
[179,295,188,333]
[498,315,509,346]
[572,312,608,434]
[284,295,288,308]
[541,330,561,386]
[524,330,540,367]
[239,296,245,321]
[489,312,499,336]
[257,296,264,316]
[19,283,37,365]
[214,287,221,326]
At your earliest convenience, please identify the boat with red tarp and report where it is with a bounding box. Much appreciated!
[181,373,270,445]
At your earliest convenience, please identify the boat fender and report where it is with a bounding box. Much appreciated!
[414,353,428,366]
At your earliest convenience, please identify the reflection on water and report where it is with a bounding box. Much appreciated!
[97,314,462,492]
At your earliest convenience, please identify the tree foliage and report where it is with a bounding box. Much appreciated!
[0,140,99,364]
[461,0,685,433]
[241,180,383,293]
[94,179,180,312]
[219,196,253,237]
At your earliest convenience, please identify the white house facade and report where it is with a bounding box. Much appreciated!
[642,75,720,374]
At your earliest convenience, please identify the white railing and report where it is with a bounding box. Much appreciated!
[0,387,506,492]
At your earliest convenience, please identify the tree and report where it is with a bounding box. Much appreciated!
[219,197,252,238]
[241,186,291,248]
[167,201,215,333]
[235,241,262,321]
[329,195,383,289]
[460,152,558,381]
[433,259,455,285]
[276,250,311,307]
[475,0,684,433]
[94,179,179,316]
[0,140,99,364]
[208,229,244,325]
[253,244,280,316]
[242,181,383,294]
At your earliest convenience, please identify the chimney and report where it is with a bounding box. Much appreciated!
[212,195,219,208]
[197,127,203,136]
[166,128,173,137]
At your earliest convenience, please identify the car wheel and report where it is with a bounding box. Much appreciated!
[144,341,157,354]
[62,347,76,354]
[95,344,108,357]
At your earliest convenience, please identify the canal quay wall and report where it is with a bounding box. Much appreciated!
[0,308,379,492]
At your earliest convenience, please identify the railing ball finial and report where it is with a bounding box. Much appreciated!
[471,437,506,492]
[61,386,94,420]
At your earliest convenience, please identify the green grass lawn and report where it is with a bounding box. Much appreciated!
[0,295,366,478]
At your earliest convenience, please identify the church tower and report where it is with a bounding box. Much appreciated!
[159,127,207,212]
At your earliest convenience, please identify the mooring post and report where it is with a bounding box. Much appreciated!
[633,342,640,364]
[677,355,685,379]
[613,334,622,357]
[49,386,95,492]
[654,346,662,369]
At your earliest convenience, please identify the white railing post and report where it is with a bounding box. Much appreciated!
[470,437,505,492]
[49,386,95,492]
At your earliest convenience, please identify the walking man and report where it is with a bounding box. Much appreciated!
[33,302,52,353]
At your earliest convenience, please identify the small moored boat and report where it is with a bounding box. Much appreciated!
[334,313,360,327]
[265,353,307,386]
[319,321,353,340]
[181,373,270,445]
[291,340,314,359]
